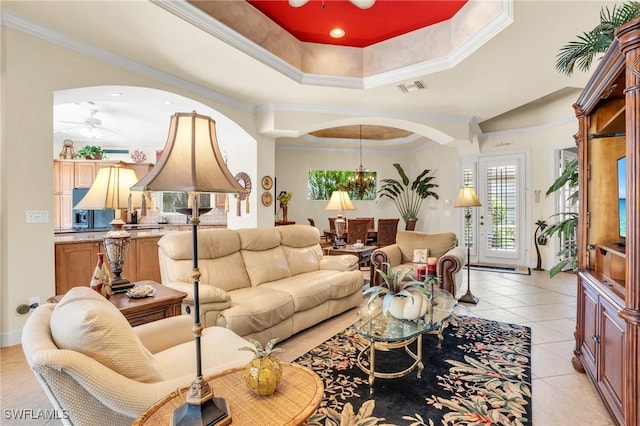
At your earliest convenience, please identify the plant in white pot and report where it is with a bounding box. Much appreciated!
[378,163,439,230]
[363,263,437,320]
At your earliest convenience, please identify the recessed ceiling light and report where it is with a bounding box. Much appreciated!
[111,93,122,97]
[329,28,345,38]
[163,100,173,105]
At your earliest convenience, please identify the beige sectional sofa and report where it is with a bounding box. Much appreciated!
[370,230,465,298]
[158,225,364,344]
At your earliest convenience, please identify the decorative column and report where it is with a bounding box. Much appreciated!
[615,18,640,426]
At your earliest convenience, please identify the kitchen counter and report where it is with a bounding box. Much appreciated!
[54,224,226,244]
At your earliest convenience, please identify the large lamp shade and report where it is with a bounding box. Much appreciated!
[131,112,244,194]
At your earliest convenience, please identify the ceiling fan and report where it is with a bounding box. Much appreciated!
[56,108,120,139]
[288,0,375,9]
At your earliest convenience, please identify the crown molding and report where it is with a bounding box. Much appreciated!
[155,0,513,90]
[1,10,254,113]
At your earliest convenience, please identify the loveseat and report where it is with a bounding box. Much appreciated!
[370,230,465,297]
[21,286,254,426]
[158,225,364,344]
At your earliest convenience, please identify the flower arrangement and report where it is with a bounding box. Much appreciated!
[277,191,292,206]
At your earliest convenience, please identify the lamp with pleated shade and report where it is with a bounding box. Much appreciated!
[131,111,246,426]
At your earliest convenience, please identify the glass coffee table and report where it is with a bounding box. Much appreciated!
[353,289,456,393]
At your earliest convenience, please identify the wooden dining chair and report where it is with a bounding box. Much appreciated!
[376,218,400,247]
[346,218,370,245]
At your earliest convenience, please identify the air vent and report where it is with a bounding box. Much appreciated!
[398,80,426,93]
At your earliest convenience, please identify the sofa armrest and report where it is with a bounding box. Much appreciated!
[133,315,194,354]
[438,246,466,295]
[165,281,232,306]
[319,254,359,271]
[370,245,403,285]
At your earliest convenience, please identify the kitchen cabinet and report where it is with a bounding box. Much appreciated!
[131,236,162,283]
[53,161,75,229]
[53,160,154,229]
[54,235,162,294]
[572,18,640,426]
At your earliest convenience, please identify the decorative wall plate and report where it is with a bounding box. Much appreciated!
[262,176,273,190]
[262,192,273,207]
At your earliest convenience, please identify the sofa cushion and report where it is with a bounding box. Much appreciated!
[261,274,332,312]
[50,286,163,383]
[159,228,241,260]
[396,231,457,263]
[218,287,295,336]
[282,245,322,275]
[237,227,281,251]
[241,247,292,286]
[277,224,321,247]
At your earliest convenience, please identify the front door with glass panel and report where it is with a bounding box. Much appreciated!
[477,153,527,266]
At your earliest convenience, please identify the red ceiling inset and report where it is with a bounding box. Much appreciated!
[247,0,467,48]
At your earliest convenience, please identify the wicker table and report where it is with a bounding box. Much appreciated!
[133,363,323,426]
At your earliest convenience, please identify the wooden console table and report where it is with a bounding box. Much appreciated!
[133,363,323,426]
[49,281,186,326]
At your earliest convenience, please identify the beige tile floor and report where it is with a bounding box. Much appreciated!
[0,269,615,425]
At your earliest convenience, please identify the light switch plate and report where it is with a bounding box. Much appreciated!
[26,210,49,223]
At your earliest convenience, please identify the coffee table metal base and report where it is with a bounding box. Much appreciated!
[357,334,424,394]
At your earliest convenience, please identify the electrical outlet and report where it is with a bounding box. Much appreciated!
[29,296,40,307]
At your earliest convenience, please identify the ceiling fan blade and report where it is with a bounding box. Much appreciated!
[57,120,86,125]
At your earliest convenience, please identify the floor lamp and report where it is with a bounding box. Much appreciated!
[454,187,482,304]
[325,190,355,248]
[132,112,247,426]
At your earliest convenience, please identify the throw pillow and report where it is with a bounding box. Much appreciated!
[50,286,163,383]
[412,248,429,263]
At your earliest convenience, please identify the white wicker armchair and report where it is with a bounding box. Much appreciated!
[21,287,253,426]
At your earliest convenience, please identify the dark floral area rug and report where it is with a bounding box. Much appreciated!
[294,314,532,426]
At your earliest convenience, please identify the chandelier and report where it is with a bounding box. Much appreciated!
[347,125,376,198]
[289,0,375,9]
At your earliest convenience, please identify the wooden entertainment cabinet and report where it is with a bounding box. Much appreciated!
[572,19,640,426]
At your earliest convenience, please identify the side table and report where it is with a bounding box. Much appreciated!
[324,244,375,269]
[133,363,324,426]
[48,281,186,326]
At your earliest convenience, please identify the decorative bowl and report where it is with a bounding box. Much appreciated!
[353,242,364,249]
[126,284,156,299]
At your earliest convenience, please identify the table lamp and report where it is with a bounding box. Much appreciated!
[131,111,247,426]
[325,190,355,248]
[454,187,482,304]
[74,164,140,293]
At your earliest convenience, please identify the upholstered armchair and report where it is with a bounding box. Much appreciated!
[370,230,465,297]
[21,287,253,426]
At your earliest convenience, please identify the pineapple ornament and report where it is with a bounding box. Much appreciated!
[239,338,284,396]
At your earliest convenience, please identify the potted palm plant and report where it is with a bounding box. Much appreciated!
[556,2,640,76]
[541,158,578,277]
[378,163,438,230]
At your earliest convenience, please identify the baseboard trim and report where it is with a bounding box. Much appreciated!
[1,328,23,347]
